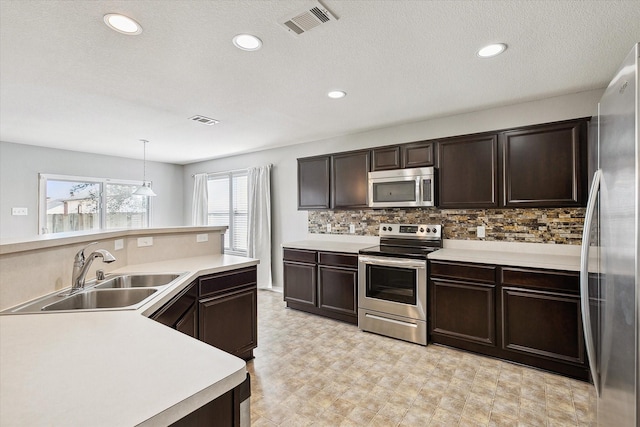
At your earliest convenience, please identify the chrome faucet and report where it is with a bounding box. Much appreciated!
[69,242,116,294]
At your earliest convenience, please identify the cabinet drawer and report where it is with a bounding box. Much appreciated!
[501,268,579,294]
[283,248,317,264]
[199,267,257,298]
[430,261,496,283]
[318,252,358,268]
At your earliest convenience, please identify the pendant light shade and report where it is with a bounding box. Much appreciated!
[133,139,157,197]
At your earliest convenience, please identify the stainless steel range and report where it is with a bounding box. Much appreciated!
[358,223,442,345]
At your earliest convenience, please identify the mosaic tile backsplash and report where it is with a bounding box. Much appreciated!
[308,208,586,245]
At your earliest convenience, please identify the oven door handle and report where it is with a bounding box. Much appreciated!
[358,255,426,269]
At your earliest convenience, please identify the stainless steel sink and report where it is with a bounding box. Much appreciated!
[41,288,157,311]
[0,272,188,314]
[94,273,181,289]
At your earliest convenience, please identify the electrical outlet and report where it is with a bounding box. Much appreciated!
[326,224,332,233]
[11,207,28,216]
[137,237,153,247]
[114,239,124,251]
[477,225,486,238]
[196,233,209,243]
[349,224,356,234]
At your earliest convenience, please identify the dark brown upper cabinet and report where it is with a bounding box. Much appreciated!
[297,156,331,210]
[332,150,371,209]
[371,146,401,171]
[371,141,434,171]
[402,141,434,168]
[501,119,587,207]
[437,134,499,209]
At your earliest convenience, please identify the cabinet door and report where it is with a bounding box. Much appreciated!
[317,265,357,316]
[431,278,496,346]
[175,303,198,338]
[502,287,584,364]
[501,119,587,207]
[199,287,257,359]
[372,146,401,171]
[150,280,198,338]
[332,150,371,208]
[298,156,331,209]
[402,141,434,168]
[283,261,317,306]
[437,134,499,208]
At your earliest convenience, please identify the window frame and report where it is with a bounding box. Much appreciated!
[38,173,153,235]
[206,170,248,256]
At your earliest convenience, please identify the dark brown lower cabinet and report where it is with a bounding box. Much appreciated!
[431,279,496,346]
[199,267,258,361]
[151,280,198,338]
[150,266,258,361]
[429,260,589,381]
[170,373,251,427]
[283,248,358,324]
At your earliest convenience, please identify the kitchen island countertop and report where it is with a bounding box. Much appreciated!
[0,254,258,426]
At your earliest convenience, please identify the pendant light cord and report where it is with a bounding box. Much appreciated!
[140,139,148,185]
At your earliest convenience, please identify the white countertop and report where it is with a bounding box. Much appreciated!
[283,240,376,254]
[429,240,581,271]
[0,254,259,426]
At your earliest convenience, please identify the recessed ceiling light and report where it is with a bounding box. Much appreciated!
[232,34,262,51]
[477,43,507,58]
[104,13,142,35]
[327,90,346,99]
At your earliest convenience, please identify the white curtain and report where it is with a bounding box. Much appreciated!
[247,165,272,289]
[192,173,209,226]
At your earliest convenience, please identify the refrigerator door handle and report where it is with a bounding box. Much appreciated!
[580,168,602,397]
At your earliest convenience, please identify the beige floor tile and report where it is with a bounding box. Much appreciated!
[250,290,595,427]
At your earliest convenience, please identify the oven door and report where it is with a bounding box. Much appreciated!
[358,255,427,320]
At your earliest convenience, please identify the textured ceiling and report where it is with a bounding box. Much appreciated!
[1,1,639,164]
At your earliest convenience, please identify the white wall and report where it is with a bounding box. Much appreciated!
[0,141,184,239]
[182,89,604,289]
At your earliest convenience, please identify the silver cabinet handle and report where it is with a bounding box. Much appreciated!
[580,168,601,397]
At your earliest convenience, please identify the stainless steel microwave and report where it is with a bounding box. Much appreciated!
[368,167,435,208]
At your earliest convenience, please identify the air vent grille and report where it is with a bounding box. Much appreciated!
[189,115,220,126]
[279,1,338,37]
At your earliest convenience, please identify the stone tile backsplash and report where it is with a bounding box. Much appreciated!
[308,208,585,245]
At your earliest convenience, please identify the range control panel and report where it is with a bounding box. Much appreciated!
[379,223,441,239]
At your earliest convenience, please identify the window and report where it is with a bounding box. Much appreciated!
[207,171,248,255]
[39,174,151,234]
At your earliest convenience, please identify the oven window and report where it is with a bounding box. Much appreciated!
[372,181,416,203]
[366,264,417,305]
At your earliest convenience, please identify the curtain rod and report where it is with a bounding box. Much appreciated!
[191,164,272,178]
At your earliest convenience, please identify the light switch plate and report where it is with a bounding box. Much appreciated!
[477,225,486,238]
[196,233,209,242]
[326,224,332,233]
[349,224,356,234]
[114,239,124,251]
[137,237,153,247]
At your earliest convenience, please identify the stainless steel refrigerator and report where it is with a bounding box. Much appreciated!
[581,42,639,426]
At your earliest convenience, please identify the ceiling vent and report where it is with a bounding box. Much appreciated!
[279,1,338,37]
[189,115,220,126]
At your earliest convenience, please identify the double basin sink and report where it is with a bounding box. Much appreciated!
[3,273,186,314]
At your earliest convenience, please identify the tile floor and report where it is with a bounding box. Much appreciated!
[248,290,595,426]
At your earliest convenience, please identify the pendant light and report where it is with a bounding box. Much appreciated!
[133,139,157,196]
